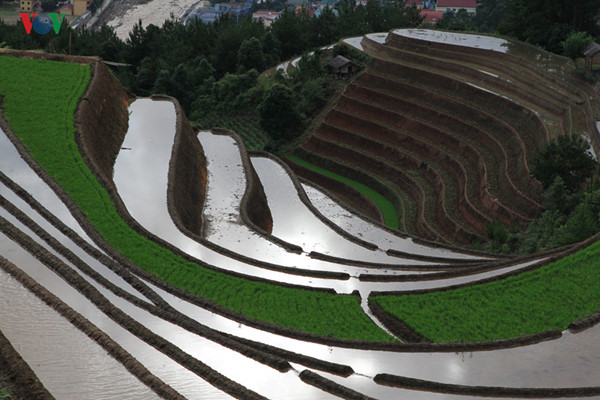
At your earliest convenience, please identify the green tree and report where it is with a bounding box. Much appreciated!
[530,134,597,192]
[561,31,594,61]
[518,209,565,252]
[499,0,600,53]
[543,176,578,215]
[259,83,302,141]
[262,31,281,67]
[270,9,311,60]
[237,37,265,72]
[550,202,600,247]
[311,6,336,47]
[153,69,173,94]
[473,0,505,32]
[41,0,57,12]
[487,219,508,251]
[437,9,475,31]
[134,56,157,95]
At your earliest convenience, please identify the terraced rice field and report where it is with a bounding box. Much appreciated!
[1,29,600,399]
[290,29,599,247]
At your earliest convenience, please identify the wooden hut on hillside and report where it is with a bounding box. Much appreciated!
[328,55,356,79]
[584,42,600,71]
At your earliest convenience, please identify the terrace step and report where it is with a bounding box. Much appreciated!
[294,147,429,241]
[322,107,531,230]
[313,124,485,242]
[284,158,386,225]
[384,32,584,107]
[342,82,541,204]
[366,52,557,141]
[386,30,586,104]
[362,36,568,121]
[354,72,544,168]
[316,119,490,237]
[330,95,540,221]
[292,148,410,235]
[301,138,456,244]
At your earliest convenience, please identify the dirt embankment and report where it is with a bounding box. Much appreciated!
[74,62,209,236]
[0,325,54,400]
[163,94,208,236]
[74,60,133,182]
[210,128,273,234]
[286,159,384,224]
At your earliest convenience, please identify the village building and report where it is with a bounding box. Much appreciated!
[73,0,88,16]
[252,10,280,26]
[420,9,444,24]
[318,0,337,10]
[584,42,600,71]
[436,0,476,13]
[59,4,74,15]
[328,55,356,78]
[19,0,33,12]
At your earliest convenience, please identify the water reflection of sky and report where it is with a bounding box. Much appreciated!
[0,235,230,400]
[199,130,459,276]
[0,268,160,400]
[115,100,499,294]
[302,183,487,260]
[2,94,599,398]
[395,29,509,53]
[252,156,450,264]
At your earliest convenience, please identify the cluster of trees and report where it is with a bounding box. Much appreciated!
[3,0,600,251]
[486,135,600,253]
[0,1,420,148]
[440,0,600,56]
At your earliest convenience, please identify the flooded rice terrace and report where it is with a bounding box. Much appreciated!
[2,29,600,398]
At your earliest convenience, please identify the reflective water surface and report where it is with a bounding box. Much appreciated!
[394,29,509,53]
[2,87,599,399]
[302,182,488,260]
[197,131,437,276]
[251,156,447,264]
[0,266,160,400]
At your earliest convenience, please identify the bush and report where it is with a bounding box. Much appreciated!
[561,31,594,61]
[259,83,302,140]
[530,134,597,192]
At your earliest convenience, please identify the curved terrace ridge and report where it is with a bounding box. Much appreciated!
[1,36,600,400]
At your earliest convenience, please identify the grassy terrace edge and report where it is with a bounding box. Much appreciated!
[286,155,400,229]
[371,239,600,342]
[0,56,394,342]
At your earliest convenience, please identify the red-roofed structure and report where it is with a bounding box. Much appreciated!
[295,6,314,17]
[252,10,280,26]
[420,9,444,24]
[436,0,476,13]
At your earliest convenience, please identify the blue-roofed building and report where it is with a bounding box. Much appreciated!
[191,8,225,24]
[318,0,337,9]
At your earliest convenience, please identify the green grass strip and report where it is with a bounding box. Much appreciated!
[0,56,394,342]
[287,154,400,229]
[0,386,10,399]
[372,241,600,342]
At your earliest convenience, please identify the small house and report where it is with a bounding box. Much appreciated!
[59,4,74,15]
[73,0,88,16]
[328,55,356,78]
[436,0,476,13]
[420,9,443,24]
[252,10,280,26]
[319,0,337,9]
[20,0,33,12]
[584,42,600,71]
